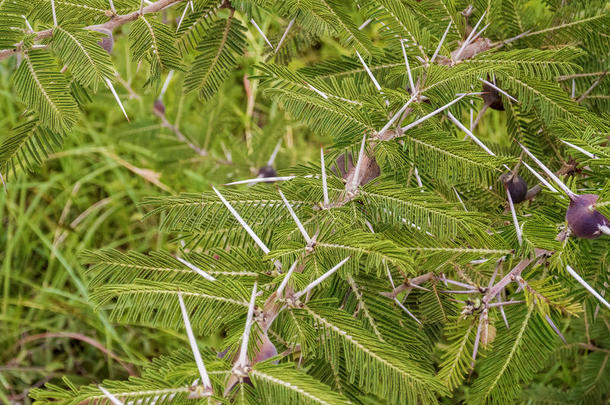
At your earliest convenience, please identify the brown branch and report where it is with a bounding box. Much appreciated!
[0,0,185,61]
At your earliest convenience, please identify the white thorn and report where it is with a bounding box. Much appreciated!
[176,4,189,31]
[560,140,597,159]
[51,0,57,26]
[571,79,576,99]
[250,18,274,50]
[414,166,423,188]
[599,224,610,236]
[455,11,487,60]
[468,22,491,44]
[277,261,299,298]
[178,294,213,391]
[278,188,311,244]
[267,139,282,166]
[356,50,389,106]
[545,314,566,344]
[505,184,523,245]
[566,265,610,310]
[471,313,484,367]
[521,161,558,193]
[479,78,519,103]
[22,15,33,31]
[385,263,396,289]
[0,172,6,193]
[446,111,496,156]
[378,95,417,137]
[160,70,174,98]
[275,18,295,52]
[358,18,372,30]
[394,297,421,324]
[294,257,350,300]
[351,134,367,189]
[237,281,258,367]
[189,0,194,12]
[401,94,466,132]
[108,0,116,13]
[400,39,415,91]
[139,0,145,14]
[105,78,129,122]
[453,187,468,211]
[321,148,329,207]
[306,82,328,99]
[176,256,216,282]
[431,20,452,63]
[224,175,301,186]
[212,187,270,254]
[519,143,575,198]
[98,386,124,405]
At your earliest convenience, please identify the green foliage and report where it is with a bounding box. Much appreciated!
[1,0,609,404]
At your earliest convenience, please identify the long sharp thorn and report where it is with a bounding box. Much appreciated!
[139,0,145,14]
[250,18,274,50]
[599,224,610,236]
[105,78,129,122]
[160,70,174,98]
[356,50,389,106]
[351,134,367,189]
[51,0,57,26]
[414,166,424,191]
[225,176,300,186]
[401,94,467,132]
[545,314,566,344]
[386,263,396,289]
[566,265,610,310]
[505,184,523,245]
[454,187,468,211]
[294,257,350,300]
[176,4,189,31]
[306,82,328,99]
[521,161,559,193]
[378,95,417,137]
[98,386,124,405]
[267,140,282,166]
[358,18,372,30]
[277,261,299,298]
[560,140,597,159]
[400,39,415,91]
[108,0,116,12]
[278,188,311,244]
[519,143,576,198]
[479,78,519,103]
[176,256,216,282]
[394,297,422,324]
[275,18,295,52]
[446,111,496,156]
[431,20,452,63]
[471,313,484,368]
[178,294,213,390]
[468,22,491,44]
[497,295,509,329]
[212,187,270,254]
[455,11,487,60]
[237,282,258,368]
[321,148,329,207]
[571,79,576,99]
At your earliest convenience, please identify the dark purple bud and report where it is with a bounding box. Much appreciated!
[98,34,114,54]
[153,99,165,115]
[258,165,277,178]
[565,194,609,239]
[482,82,504,111]
[500,173,528,204]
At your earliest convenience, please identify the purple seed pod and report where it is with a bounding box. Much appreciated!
[482,82,504,111]
[500,173,528,204]
[258,165,277,178]
[98,33,114,54]
[331,152,380,185]
[253,335,278,365]
[566,194,609,239]
[153,99,165,115]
